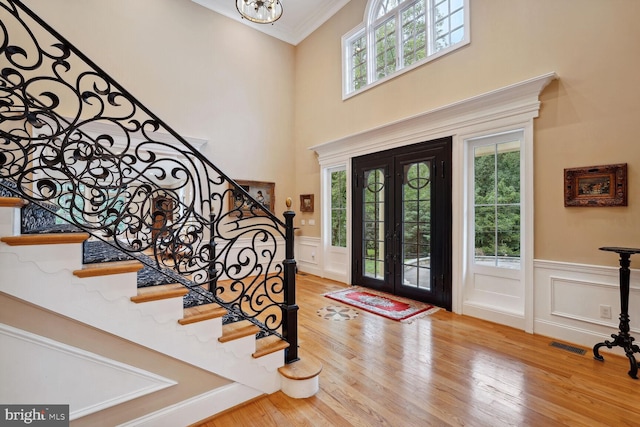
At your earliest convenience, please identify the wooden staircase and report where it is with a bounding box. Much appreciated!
[0,194,321,423]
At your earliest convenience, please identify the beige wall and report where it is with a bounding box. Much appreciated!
[294,0,640,265]
[0,293,230,427]
[23,0,296,216]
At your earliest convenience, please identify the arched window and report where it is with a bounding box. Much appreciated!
[342,0,469,98]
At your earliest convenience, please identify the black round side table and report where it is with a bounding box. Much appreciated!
[593,246,640,379]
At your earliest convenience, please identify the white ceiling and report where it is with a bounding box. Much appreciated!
[190,0,353,45]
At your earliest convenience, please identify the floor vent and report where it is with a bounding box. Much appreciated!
[550,341,586,355]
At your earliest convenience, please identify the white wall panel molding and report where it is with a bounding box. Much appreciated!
[296,236,322,277]
[534,258,640,352]
[0,324,176,421]
[534,259,626,278]
[549,277,627,329]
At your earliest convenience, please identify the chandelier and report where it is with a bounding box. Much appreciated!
[236,0,283,24]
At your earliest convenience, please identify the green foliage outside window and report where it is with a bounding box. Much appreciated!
[402,162,431,260]
[474,143,521,266]
[331,170,347,247]
[351,34,367,91]
[345,0,466,96]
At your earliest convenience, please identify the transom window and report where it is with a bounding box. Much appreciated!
[342,0,469,98]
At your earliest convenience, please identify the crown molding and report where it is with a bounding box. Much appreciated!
[311,72,558,164]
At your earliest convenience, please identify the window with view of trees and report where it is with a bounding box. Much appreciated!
[331,169,347,247]
[343,0,468,97]
[473,140,521,269]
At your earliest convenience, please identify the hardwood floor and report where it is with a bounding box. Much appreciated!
[195,274,640,426]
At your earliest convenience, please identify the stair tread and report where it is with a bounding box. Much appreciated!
[179,303,227,325]
[0,197,27,208]
[278,351,323,380]
[218,320,260,343]
[1,233,90,246]
[253,335,290,358]
[73,260,144,278]
[131,283,189,303]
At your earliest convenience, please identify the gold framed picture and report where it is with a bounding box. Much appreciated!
[564,163,627,207]
[229,180,275,216]
[300,194,314,212]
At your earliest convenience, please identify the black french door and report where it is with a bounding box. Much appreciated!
[352,137,452,310]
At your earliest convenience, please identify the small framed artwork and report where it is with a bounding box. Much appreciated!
[229,180,275,216]
[300,194,314,212]
[564,163,627,207]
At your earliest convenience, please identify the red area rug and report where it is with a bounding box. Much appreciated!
[324,286,439,323]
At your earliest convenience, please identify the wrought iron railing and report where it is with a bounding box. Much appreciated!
[0,0,298,362]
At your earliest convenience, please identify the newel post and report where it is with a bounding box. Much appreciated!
[283,197,299,363]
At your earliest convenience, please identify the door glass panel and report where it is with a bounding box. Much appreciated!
[363,169,386,279]
[401,161,431,289]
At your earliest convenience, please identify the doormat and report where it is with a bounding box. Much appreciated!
[323,286,439,323]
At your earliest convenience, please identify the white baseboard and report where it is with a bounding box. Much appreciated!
[534,318,608,351]
[322,269,349,284]
[118,383,263,427]
[462,301,525,330]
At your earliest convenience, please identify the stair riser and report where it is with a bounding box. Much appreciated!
[0,241,84,273]
[220,335,259,360]
[181,319,223,343]
[254,350,288,371]
[76,274,139,300]
[136,298,186,324]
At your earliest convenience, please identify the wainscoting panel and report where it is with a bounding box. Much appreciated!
[549,277,621,328]
[296,236,322,278]
[0,324,176,420]
[534,259,640,351]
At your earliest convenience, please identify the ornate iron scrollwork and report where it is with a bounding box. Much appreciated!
[0,0,293,339]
